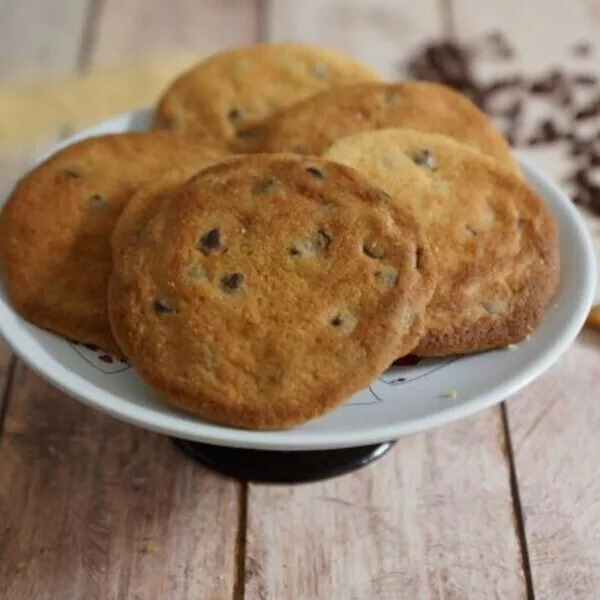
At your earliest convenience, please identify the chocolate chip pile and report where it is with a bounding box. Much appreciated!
[403,32,600,215]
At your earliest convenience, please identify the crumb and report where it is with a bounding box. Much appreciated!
[506,343,518,351]
[441,390,458,399]
[140,541,159,554]
[553,303,560,309]
[524,334,531,342]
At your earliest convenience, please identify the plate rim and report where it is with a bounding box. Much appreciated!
[0,110,596,450]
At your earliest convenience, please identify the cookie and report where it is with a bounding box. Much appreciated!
[108,154,436,429]
[111,161,235,261]
[154,43,382,151]
[324,128,559,355]
[258,81,518,170]
[0,132,226,353]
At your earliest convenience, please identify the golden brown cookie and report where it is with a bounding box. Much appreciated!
[154,44,382,151]
[111,160,236,261]
[325,128,559,355]
[258,81,518,170]
[0,132,226,353]
[108,154,436,429]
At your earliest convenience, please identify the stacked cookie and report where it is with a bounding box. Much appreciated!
[0,43,560,430]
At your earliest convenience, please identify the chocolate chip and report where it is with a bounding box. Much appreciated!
[289,230,331,257]
[486,30,515,60]
[573,73,597,86]
[412,148,436,170]
[198,228,222,254]
[329,310,357,332]
[221,272,244,293]
[88,193,106,209]
[416,246,424,269]
[499,99,523,121]
[153,298,173,314]
[252,179,278,194]
[236,127,264,141]
[305,166,324,180]
[227,107,242,122]
[574,96,600,120]
[590,188,600,215]
[484,76,524,97]
[363,241,385,259]
[316,229,332,250]
[65,167,83,178]
[530,69,563,94]
[573,41,592,57]
[539,119,561,142]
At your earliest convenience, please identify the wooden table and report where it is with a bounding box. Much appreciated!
[1,1,599,598]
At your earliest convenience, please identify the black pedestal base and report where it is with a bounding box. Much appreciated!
[173,439,395,484]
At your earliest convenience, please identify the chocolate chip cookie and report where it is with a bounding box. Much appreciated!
[258,81,518,170]
[0,132,226,352]
[325,128,559,355]
[108,154,436,429]
[154,44,382,151]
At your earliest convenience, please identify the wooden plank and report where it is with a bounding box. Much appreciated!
[245,411,526,599]
[90,0,259,66]
[506,335,600,598]
[0,364,239,600]
[265,0,444,78]
[0,0,90,81]
[0,1,258,597]
[452,0,600,596]
[244,3,525,598]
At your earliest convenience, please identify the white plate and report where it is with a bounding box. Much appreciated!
[0,110,596,450]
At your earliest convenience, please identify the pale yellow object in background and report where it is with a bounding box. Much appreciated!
[0,54,201,145]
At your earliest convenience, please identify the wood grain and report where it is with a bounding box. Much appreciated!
[243,3,526,598]
[452,0,600,597]
[90,0,259,67]
[0,1,255,597]
[0,0,90,81]
[507,336,600,598]
[245,411,526,599]
[0,365,239,600]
